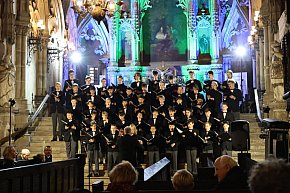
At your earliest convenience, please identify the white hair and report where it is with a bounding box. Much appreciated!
[21,148,30,155]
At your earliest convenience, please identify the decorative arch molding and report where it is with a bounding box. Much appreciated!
[221,0,249,51]
[77,15,109,56]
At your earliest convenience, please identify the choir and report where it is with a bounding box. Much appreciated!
[49,69,242,175]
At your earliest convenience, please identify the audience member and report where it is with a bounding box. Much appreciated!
[17,148,30,161]
[32,154,45,164]
[44,146,52,162]
[68,189,91,193]
[172,169,194,191]
[107,161,138,192]
[214,155,247,190]
[248,158,290,193]
[1,146,17,169]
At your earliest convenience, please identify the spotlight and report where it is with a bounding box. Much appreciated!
[70,51,82,63]
[235,46,247,57]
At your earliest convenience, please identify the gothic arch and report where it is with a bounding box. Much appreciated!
[77,15,109,55]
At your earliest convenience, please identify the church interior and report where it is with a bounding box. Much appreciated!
[0,0,290,192]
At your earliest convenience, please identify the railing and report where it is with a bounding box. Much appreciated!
[0,154,85,193]
[254,88,263,122]
[0,94,50,146]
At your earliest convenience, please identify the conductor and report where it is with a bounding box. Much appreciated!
[117,126,143,166]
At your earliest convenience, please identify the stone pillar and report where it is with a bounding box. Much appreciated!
[0,0,16,140]
[36,48,43,96]
[42,37,49,94]
[14,24,30,129]
[263,19,271,96]
[259,33,265,90]
[268,25,274,93]
[255,50,260,89]
[268,43,288,121]
[15,26,22,99]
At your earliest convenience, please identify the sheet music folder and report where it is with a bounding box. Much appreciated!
[144,157,170,181]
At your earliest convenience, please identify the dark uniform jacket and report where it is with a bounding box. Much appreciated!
[63,119,79,142]
[117,134,143,166]
[50,91,65,114]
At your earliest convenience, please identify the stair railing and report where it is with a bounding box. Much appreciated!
[254,88,263,122]
[0,94,50,146]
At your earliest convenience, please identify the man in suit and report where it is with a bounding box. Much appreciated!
[117,126,143,166]
[81,75,95,96]
[44,146,52,162]
[63,69,79,93]
[50,82,65,141]
[218,102,235,125]
[223,80,242,120]
[185,70,202,92]
[63,111,79,158]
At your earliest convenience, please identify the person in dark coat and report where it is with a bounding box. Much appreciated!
[63,111,79,159]
[63,69,79,93]
[117,126,143,167]
[50,82,65,141]
[44,146,53,162]
[214,155,248,190]
[223,80,242,120]
[1,146,17,169]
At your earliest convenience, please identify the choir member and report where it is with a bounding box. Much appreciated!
[63,111,79,158]
[223,80,243,120]
[50,82,65,141]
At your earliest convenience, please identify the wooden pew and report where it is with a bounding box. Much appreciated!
[0,154,85,193]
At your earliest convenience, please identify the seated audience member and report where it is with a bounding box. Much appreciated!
[1,146,17,169]
[68,189,91,193]
[107,161,138,192]
[214,155,247,190]
[44,146,52,162]
[17,148,30,161]
[32,154,45,164]
[248,158,290,193]
[172,169,195,191]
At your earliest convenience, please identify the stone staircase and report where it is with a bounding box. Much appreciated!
[24,113,265,190]
[28,117,67,161]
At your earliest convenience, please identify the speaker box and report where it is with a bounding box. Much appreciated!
[231,120,250,151]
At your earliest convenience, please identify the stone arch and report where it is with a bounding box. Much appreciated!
[77,15,109,55]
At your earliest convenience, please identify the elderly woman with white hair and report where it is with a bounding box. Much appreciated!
[17,148,30,161]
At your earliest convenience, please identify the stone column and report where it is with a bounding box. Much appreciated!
[259,33,265,90]
[263,19,271,96]
[255,50,260,89]
[36,48,43,96]
[268,25,274,93]
[268,43,288,121]
[42,36,49,94]
[15,26,22,99]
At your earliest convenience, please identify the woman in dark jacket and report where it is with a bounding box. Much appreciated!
[1,146,17,169]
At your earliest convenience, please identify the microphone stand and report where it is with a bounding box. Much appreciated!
[8,99,16,145]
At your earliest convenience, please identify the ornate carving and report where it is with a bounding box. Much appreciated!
[22,26,30,36]
[0,55,16,107]
[271,42,283,79]
[176,0,189,12]
[2,0,15,45]
[270,42,284,102]
[139,0,152,19]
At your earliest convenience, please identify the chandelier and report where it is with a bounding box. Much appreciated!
[71,0,124,24]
